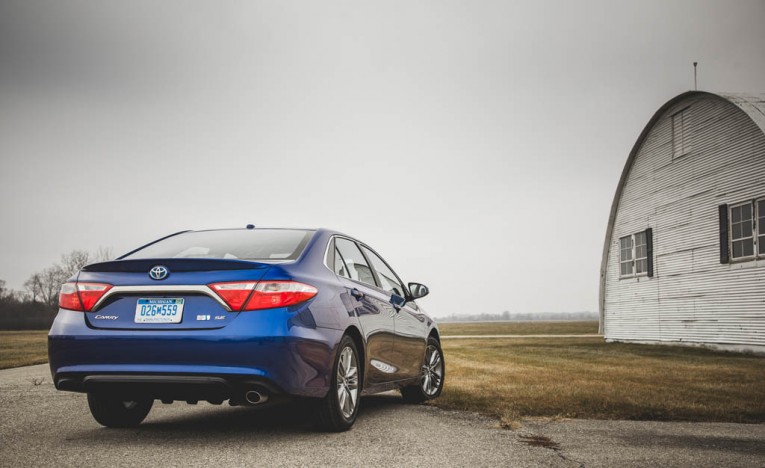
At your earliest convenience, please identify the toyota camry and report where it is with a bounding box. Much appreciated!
[48,227,444,431]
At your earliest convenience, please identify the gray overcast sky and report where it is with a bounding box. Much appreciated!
[1,0,763,318]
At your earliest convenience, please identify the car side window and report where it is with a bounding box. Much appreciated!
[333,247,350,278]
[334,238,377,287]
[361,246,406,298]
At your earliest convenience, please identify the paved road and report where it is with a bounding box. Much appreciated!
[1,364,763,467]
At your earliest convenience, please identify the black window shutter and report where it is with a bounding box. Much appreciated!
[719,204,729,264]
[645,228,654,277]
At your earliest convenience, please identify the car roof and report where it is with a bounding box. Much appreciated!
[180,227,360,240]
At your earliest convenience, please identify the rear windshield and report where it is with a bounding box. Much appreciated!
[122,229,314,261]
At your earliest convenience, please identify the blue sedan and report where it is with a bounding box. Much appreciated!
[48,227,444,431]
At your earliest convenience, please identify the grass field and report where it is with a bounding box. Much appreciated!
[0,331,48,370]
[436,334,765,425]
[439,320,599,336]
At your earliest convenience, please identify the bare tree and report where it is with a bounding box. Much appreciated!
[0,280,24,303]
[25,267,65,308]
[24,273,43,303]
[22,247,114,309]
[92,246,113,263]
[9,289,29,302]
[40,266,66,308]
[59,250,91,279]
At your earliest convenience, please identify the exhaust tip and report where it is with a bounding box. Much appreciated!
[245,390,269,405]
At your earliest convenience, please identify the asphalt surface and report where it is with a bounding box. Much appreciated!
[1,364,764,467]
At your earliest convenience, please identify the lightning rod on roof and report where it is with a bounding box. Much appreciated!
[693,62,698,90]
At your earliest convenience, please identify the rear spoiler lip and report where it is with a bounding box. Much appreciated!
[81,258,276,273]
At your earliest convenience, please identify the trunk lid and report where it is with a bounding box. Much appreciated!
[77,259,271,330]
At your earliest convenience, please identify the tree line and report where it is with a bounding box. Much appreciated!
[0,248,111,330]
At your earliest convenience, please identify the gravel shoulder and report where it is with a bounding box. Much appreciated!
[1,364,763,467]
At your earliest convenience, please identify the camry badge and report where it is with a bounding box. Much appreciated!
[149,265,169,280]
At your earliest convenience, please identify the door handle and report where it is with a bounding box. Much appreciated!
[350,288,364,299]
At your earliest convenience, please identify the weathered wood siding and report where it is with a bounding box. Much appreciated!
[603,93,765,348]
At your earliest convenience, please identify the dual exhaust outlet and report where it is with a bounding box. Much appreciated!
[244,389,269,405]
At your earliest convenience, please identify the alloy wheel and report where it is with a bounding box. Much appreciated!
[336,345,359,419]
[421,344,443,396]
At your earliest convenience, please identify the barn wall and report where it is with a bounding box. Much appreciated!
[603,94,765,347]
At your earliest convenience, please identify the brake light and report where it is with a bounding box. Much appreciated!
[244,281,318,311]
[208,280,318,311]
[58,282,112,312]
[58,283,82,311]
[77,283,113,311]
[208,282,257,311]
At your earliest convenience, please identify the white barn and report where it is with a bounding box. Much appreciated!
[599,91,765,352]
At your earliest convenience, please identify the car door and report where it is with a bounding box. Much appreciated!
[332,237,398,386]
[360,246,428,381]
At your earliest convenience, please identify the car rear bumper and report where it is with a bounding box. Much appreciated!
[54,373,283,404]
[48,308,343,399]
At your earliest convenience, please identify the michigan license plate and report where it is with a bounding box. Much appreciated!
[134,298,184,323]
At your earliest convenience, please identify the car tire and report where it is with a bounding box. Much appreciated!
[401,337,445,404]
[316,335,361,432]
[87,393,153,428]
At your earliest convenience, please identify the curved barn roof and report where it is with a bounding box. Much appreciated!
[598,91,765,327]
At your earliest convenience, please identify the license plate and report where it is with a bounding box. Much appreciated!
[134,298,184,323]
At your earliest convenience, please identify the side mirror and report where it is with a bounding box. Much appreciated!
[408,282,429,299]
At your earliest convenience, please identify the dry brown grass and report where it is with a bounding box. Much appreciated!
[0,330,48,369]
[439,321,599,336]
[434,335,765,425]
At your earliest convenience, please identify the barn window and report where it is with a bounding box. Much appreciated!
[619,236,633,277]
[730,201,755,260]
[759,198,765,257]
[672,108,691,158]
[619,231,651,278]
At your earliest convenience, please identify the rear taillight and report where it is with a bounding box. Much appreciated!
[77,283,113,311]
[208,280,318,311]
[208,282,257,311]
[58,282,113,312]
[58,283,82,311]
[245,281,318,310]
